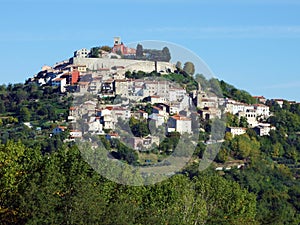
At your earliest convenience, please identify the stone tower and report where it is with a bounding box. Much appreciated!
[114,37,121,45]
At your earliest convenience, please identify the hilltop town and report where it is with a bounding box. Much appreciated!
[2,38,300,225]
[25,37,293,164]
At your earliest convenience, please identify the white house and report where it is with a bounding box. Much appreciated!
[167,115,192,134]
[226,127,247,137]
[253,123,275,136]
[238,109,258,128]
[101,114,115,130]
[254,104,270,118]
[271,99,285,108]
[111,107,131,121]
[88,117,103,134]
[74,48,90,58]
[96,108,115,130]
[150,96,167,104]
[225,102,246,115]
[98,108,111,117]
[70,130,83,138]
[52,77,67,93]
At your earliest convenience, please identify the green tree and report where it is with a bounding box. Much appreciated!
[162,47,171,62]
[226,113,239,127]
[129,117,150,137]
[231,134,260,161]
[175,61,182,70]
[272,142,284,158]
[0,101,5,114]
[209,78,223,96]
[90,47,100,58]
[19,107,31,122]
[239,116,249,128]
[136,44,144,58]
[100,45,112,52]
[195,74,209,90]
[183,62,195,76]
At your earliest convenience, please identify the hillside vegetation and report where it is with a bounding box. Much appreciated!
[0,80,300,224]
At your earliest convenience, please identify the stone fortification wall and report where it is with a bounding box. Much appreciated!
[73,57,176,73]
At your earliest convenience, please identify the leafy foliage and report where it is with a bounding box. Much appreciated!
[1,75,300,224]
[219,80,256,104]
[183,61,195,76]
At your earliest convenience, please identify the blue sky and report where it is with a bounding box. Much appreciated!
[1,0,300,101]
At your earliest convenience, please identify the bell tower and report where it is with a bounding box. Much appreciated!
[114,37,121,46]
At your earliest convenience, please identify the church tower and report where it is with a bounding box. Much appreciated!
[114,37,121,46]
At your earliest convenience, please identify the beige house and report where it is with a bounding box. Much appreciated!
[77,65,87,73]
[199,107,222,120]
[144,80,170,98]
[114,79,130,97]
[78,82,90,93]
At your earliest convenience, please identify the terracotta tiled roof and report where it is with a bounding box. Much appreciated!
[171,115,191,121]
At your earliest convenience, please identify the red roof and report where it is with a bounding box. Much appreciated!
[171,115,191,121]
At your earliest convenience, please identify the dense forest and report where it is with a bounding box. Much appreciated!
[1,81,300,224]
